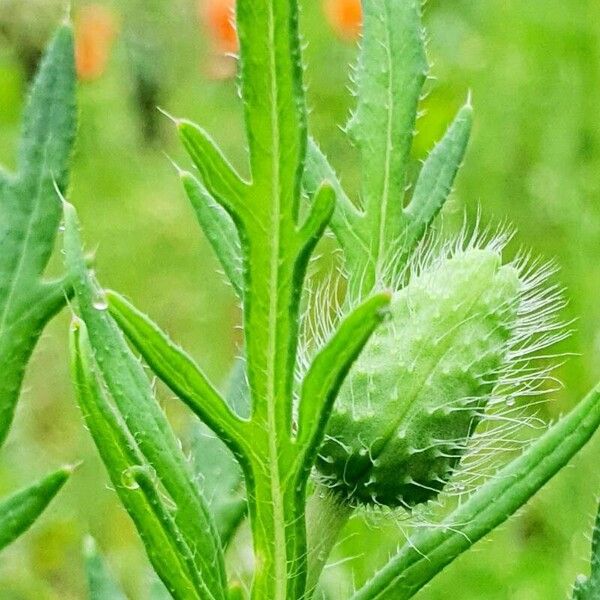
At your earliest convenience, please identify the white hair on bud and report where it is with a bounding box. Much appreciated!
[300,216,569,512]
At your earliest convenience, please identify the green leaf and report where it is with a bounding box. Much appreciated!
[181,170,243,297]
[304,4,471,300]
[189,424,247,548]
[0,23,76,445]
[106,288,249,545]
[83,536,128,600]
[174,0,340,595]
[303,139,366,263]
[71,318,219,600]
[236,0,305,192]
[64,201,228,600]
[178,121,249,220]
[351,383,600,600]
[105,289,248,457]
[189,360,249,547]
[572,498,600,599]
[296,292,391,472]
[347,0,427,283]
[404,102,473,253]
[0,466,72,551]
[297,183,336,255]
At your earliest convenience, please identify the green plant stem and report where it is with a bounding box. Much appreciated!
[247,450,304,600]
[305,485,354,596]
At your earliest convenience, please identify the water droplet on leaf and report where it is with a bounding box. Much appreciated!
[92,290,108,311]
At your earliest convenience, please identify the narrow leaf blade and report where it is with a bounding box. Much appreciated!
[404,103,473,252]
[178,121,248,218]
[181,171,243,297]
[0,23,76,446]
[64,202,228,600]
[106,289,247,452]
[71,322,206,599]
[297,292,391,468]
[349,0,427,257]
[0,466,71,551]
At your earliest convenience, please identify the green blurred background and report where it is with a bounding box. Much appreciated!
[0,0,599,598]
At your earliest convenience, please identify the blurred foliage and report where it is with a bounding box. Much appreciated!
[0,0,599,598]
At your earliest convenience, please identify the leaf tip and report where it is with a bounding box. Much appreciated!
[163,152,185,177]
[157,106,180,126]
[63,460,83,477]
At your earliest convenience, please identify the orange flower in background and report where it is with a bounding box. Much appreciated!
[75,4,118,82]
[324,0,362,41]
[199,0,238,55]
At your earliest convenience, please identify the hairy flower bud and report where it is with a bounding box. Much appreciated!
[317,247,522,507]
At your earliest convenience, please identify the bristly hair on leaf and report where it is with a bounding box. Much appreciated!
[0,22,76,552]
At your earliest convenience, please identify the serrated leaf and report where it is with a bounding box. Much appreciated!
[64,202,228,600]
[404,102,473,253]
[351,383,600,600]
[0,466,71,551]
[348,0,427,277]
[0,23,76,445]
[83,536,128,600]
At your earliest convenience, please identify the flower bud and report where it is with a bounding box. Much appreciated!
[317,247,522,507]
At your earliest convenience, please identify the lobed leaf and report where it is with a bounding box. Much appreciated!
[347,0,427,280]
[351,383,600,600]
[0,23,76,445]
[304,4,472,299]
[83,536,128,600]
[106,289,248,456]
[64,202,228,600]
[0,466,71,551]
